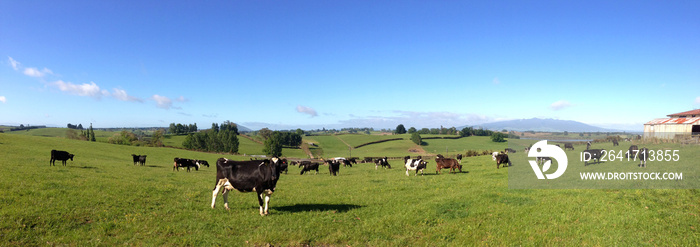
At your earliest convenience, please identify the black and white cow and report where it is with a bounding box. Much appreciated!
[405,158,428,176]
[333,157,352,167]
[375,157,390,169]
[173,158,201,172]
[299,161,320,175]
[638,147,649,168]
[586,141,592,150]
[197,160,210,167]
[50,150,74,166]
[456,154,463,163]
[131,154,147,166]
[211,157,286,216]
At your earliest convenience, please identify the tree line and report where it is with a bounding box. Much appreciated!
[169,123,198,135]
[182,121,239,154]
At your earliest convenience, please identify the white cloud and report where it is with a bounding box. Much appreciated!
[152,94,174,109]
[52,80,108,98]
[0,96,6,103]
[550,100,572,111]
[23,67,53,78]
[695,96,700,104]
[296,105,318,117]
[175,96,188,102]
[112,88,143,102]
[8,57,20,70]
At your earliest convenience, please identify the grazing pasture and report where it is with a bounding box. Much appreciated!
[0,134,697,246]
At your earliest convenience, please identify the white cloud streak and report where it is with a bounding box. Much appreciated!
[23,67,53,77]
[296,105,318,117]
[0,96,6,103]
[112,88,143,102]
[52,80,108,98]
[695,96,700,104]
[8,57,20,70]
[550,100,572,111]
[152,95,172,109]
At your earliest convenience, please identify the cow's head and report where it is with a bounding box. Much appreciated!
[69,154,75,161]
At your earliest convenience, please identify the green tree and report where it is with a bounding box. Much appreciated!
[491,132,507,142]
[89,123,96,142]
[411,132,422,145]
[259,128,273,140]
[395,124,407,134]
[263,132,283,157]
[408,127,417,134]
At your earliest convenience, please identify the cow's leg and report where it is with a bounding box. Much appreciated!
[256,191,265,216]
[211,183,222,209]
[263,191,272,215]
[406,169,409,176]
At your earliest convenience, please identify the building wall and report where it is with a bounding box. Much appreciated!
[643,124,692,139]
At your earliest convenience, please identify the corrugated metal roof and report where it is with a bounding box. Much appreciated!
[667,109,700,117]
[645,117,700,125]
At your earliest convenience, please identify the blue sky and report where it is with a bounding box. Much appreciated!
[1,1,698,131]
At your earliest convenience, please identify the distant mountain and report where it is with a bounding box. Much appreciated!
[236,123,253,132]
[469,118,625,132]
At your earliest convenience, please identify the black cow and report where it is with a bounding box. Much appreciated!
[299,161,319,175]
[50,150,74,166]
[348,158,358,165]
[564,143,574,151]
[173,158,201,172]
[362,157,374,163]
[131,154,147,166]
[328,160,340,176]
[210,157,286,216]
[626,145,639,158]
[505,148,516,154]
[583,149,604,166]
[612,139,619,146]
[495,152,511,169]
[375,157,390,169]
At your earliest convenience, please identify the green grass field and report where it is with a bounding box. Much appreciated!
[0,133,698,246]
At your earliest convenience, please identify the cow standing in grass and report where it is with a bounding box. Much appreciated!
[50,150,74,166]
[375,157,390,169]
[211,157,286,216]
[435,155,462,174]
[299,161,320,175]
[564,143,574,151]
[132,154,147,166]
[405,158,428,176]
[495,152,511,169]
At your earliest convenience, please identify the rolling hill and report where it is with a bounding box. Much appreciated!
[470,118,626,132]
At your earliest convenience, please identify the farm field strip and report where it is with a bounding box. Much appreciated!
[0,134,697,246]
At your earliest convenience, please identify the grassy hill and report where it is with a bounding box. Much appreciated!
[0,133,697,245]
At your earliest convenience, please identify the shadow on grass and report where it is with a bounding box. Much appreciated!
[275,203,363,213]
[72,166,98,169]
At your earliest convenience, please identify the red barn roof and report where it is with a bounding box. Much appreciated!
[646,117,700,125]
[667,109,700,117]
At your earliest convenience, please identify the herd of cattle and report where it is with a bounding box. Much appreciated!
[48,140,651,215]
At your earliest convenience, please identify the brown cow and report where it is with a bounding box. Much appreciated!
[495,152,511,169]
[435,155,462,174]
